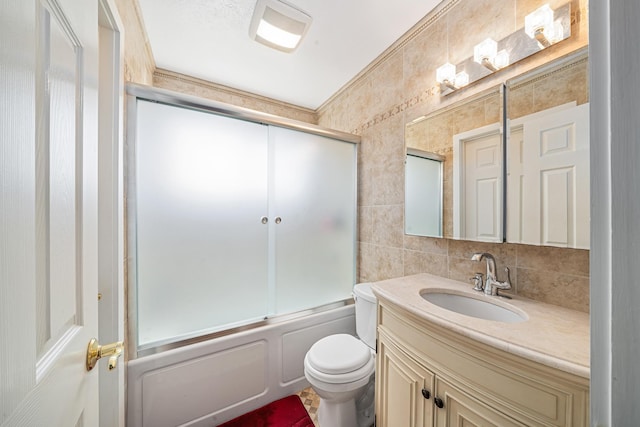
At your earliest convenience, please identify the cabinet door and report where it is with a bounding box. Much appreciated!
[377,336,434,427]
[270,126,357,315]
[434,378,526,427]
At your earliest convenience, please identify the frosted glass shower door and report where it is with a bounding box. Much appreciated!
[135,101,269,346]
[270,126,357,314]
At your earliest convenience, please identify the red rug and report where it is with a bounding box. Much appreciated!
[218,395,314,427]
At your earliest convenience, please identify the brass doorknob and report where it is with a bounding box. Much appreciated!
[86,338,124,371]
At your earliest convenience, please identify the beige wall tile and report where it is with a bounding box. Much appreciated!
[517,268,589,312]
[368,50,405,122]
[403,17,448,100]
[516,245,589,276]
[404,235,449,255]
[404,250,449,278]
[360,116,406,206]
[358,207,374,243]
[507,82,535,119]
[359,243,404,282]
[370,205,404,248]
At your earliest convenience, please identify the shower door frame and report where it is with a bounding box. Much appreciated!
[124,84,360,359]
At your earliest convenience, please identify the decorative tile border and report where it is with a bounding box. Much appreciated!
[351,85,441,135]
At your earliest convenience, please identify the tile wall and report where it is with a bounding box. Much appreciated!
[316,0,590,312]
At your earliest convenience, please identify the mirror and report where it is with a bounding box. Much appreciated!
[405,86,504,242]
[505,49,589,249]
[405,50,589,248]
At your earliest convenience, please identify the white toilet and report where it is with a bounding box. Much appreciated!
[304,283,377,427]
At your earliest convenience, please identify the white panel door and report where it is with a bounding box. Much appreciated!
[517,103,590,248]
[1,0,103,425]
[459,132,503,242]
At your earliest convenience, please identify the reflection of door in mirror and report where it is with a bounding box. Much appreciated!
[506,49,589,249]
[405,149,443,238]
[508,103,589,248]
[453,124,503,242]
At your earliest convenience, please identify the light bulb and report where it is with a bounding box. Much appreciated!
[474,38,498,65]
[494,50,509,69]
[455,71,469,88]
[436,63,456,84]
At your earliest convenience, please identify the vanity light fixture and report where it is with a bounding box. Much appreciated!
[525,4,562,48]
[436,63,469,91]
[473,38,509,72]
[436,2,569,96]
[249,0,312,53]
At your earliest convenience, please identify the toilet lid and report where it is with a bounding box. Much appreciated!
[306,334,372,375]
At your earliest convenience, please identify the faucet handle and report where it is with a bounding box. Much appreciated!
[495,267,512,295]
[469,273,484,292]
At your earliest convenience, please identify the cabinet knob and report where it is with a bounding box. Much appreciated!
[421,388,431,399]
[434,397,444,409]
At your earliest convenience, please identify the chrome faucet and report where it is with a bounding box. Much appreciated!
[471,252,512,296]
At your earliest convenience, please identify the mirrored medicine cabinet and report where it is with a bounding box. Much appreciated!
[405,48,590,249]
[405,86,504,242]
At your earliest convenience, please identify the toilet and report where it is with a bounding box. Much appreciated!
[304,283,377,427]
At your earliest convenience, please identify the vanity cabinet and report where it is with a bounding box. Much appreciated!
[375,300,589,427]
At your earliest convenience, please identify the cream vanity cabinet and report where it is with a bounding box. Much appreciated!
[375,300,589,427]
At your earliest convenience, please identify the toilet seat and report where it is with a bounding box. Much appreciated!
[305,334,375,384]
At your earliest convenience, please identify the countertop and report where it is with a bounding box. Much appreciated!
[371,273,590,379]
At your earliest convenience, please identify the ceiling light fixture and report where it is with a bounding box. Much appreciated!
[249,0,312,53]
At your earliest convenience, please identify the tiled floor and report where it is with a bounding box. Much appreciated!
[296,387,320,426]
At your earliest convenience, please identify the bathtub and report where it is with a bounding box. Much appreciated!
[126,303,356,427]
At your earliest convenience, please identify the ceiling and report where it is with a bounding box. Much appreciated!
[137,0,442,110]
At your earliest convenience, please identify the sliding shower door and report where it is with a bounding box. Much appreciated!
[129,92,357,352]
[134,100,269,347]
[270,126,356,314]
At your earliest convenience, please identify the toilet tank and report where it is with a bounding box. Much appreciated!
[353,283,377,350]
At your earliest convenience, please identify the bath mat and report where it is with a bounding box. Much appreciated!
[218,395,314,427]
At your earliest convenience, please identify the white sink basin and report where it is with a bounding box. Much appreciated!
[421,290,527,323]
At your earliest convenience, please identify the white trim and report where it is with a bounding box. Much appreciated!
[97,0,125,426]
